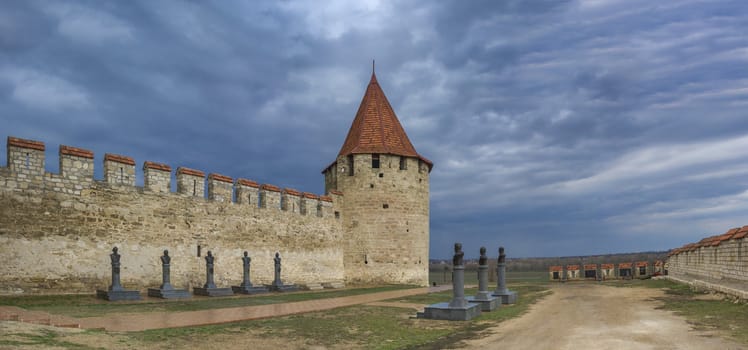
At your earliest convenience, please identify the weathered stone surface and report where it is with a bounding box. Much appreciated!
[0,183,343,293]
[324,154,430,286]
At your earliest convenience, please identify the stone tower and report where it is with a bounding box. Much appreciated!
[322,70,432,286]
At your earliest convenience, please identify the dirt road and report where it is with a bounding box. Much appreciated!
[458,283,745,350]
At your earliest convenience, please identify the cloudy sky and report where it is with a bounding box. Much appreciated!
[2,0,747,259]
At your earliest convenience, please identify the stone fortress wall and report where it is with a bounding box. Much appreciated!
[0,136,345,294]
[324,153,430,286]
[666,225,748,299]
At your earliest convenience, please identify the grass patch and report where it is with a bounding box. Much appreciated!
[0,285,415,318]
[125,283,550,349]
[0,329,101,349]
[606,278,748,345]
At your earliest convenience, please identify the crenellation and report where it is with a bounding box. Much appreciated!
[282,188,302,213]
[176,167,205,197]
[104,153,136,187]
[235,178,259,207]
[7,137,45,179]
[1,72,429,293]
[300,192,318,216]
[143,161,171,193]
[208,173,233,202]
[260,184,281,209]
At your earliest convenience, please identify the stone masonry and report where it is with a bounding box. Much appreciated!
[0,72,432,294]
[667,226,748,299]
[0,137,344,294]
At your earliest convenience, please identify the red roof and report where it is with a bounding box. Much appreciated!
[601,264,614,269]
[105,153,135,166]
[549,266,563,272]
[8,136,45,151]
[209,173,233,183]
[566,265,580,270]
[619,263,632,268]
[60,145,93,159]
[144,161,171,172]
[336,72,432,170]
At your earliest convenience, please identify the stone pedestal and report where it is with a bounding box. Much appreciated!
[418,265,481,320]
[97,289,141,301]
[267,281,299,292]
[232,284,270,294]
[96,247,141,301]
[147,288,191,299]
[148,254,191,299]
[193,286,234,297]
[267,252,298,292]
[194,251,234,297]
[466,265,499,311]
[232,252,270,294]
[493,261,518,304]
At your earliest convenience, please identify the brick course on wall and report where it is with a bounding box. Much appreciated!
[0,136,344,294]
[667,226,748,291]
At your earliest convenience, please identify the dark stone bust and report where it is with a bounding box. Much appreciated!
[161,250,170,264]
[110,247,121,265]
[206,251,214,265]
[242,251,251,266]
[498,246,506,263]
[452,243,464,266]
[478,246,487,265]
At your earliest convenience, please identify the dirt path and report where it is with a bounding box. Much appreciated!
[457,283,745,350]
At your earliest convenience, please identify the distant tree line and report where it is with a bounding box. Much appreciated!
[430,251,668,272]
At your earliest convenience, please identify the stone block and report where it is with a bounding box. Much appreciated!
[466,296,500,311]
[417,302,482,321]
[493,290,518,304]
[232,285,270,294]
[148,288,191,299]
[193,287,234,297]
[96,289,141,301]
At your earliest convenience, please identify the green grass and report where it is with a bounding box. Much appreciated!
[0,283,552,349]
[605,278,748,345]
[0,329,101,349]
[127,282,551,349]
[0,285,415,318]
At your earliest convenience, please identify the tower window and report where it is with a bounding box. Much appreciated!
[372,154,380,168]
[399,156,407,170]
[347,155,354,176]
[383,204,389,209]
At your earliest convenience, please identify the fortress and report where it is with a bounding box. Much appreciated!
[0,71,432,294]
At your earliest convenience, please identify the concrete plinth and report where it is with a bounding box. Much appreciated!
[266,284,299,292]
[466,295,499,311]
[193,287,234,297]
[232,285,270,294]
[417,302,482,321]
[493,291,518,304]
[419,263,482,320]
[148,288,191,299]
[96,289,141,301]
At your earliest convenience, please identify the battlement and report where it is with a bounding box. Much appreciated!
[1,136,339,219]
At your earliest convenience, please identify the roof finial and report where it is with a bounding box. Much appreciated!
[372,59,375,74]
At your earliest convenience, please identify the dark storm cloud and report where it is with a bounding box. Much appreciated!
[2,0,747,258]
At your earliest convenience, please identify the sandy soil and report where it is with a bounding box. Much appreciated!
[456,283,746,350]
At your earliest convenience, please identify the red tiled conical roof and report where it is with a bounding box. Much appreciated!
[337,72,432,169]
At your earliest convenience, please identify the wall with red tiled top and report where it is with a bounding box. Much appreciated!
[0,135,345,294]
[0,136,335,216]
[667,227,747,291]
